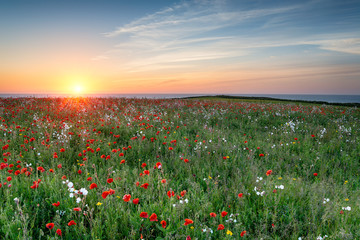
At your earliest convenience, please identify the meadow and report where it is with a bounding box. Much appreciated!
[0,97,359,240]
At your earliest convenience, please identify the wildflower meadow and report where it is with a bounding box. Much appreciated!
[0,97,359,239]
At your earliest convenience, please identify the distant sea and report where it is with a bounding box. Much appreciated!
[0,94,359,104]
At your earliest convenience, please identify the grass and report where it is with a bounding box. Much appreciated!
[0,96,359,239]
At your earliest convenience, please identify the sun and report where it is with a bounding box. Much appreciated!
[73,85,83,95]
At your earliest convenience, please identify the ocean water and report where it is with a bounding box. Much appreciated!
[0,93,359,103]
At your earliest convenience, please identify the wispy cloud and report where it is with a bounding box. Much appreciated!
[96,0,360,73]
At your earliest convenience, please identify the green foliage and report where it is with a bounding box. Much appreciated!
[0,97,359,239]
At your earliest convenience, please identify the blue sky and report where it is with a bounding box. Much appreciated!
[1,0,359,94]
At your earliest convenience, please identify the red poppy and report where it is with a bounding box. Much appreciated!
[167,190,174,198]
[184,219,193,226]
[161,179,166,184]
[238,193,243,198]
[7,176,11,181]
[107,178,113,184]
[156,162,162,169]
[52,201,60,207]
[132,198,139,204]
[56,229,62,236]
[217,224,225,230]
[240,231,247,237]
[259,153,264,157]
[143,170,150,175]
[78,170,82,174]
[90,183,97,189]
[181,190,187,197]
[168,147,173,150]
[140,212,148,218]
[73,207,81,211]
[141,163,147,168]
[68,220,76,226]
[120,159,125,164]
[123,194,131,202]
[149,213,158,221]
[109,188,115,195]
[266,170,272,176]
[87,177,92,181]
[221,211,228,217]
[184,159,189,163]
[46,223,54,230]
[160,220,166,229]
[140,183,149,189]
[210,212,216,217]
[313,173,318,176]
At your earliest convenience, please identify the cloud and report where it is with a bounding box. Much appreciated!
[95,0,360,74]
[305,38,360,55]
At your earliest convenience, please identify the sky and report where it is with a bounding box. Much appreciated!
[1,0,360,95]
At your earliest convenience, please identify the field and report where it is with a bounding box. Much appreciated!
[0,97,359,239]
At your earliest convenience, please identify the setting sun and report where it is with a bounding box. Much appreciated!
[73,85,83,95]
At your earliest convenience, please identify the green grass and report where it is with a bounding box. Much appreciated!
[0,97,359,239]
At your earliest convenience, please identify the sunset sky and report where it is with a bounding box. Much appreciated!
[1,0,359,95]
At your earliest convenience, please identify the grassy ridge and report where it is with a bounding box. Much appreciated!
[0,97,359,239]
[182,95,360,107]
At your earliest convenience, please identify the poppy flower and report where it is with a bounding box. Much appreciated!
[132,198,139,204]
[238,193,243,198]
[46,223,54,230]
[56,229,62,236]
[266,170,272,176]
[217,224,225,230]
[156,162,162,169]
[221,211,228,217]
[184,219,193,226]
[160,220,166,229]
[140,212,148,218]
[149,213,158,221]
[68,220,76,226]
[181,190,187,197]
[141,163,147,168]
[161,179,166,184]
[120,159,125,164]
[123,194,131,202]
[259,153,264,157]
[90,183,97,189]
[7,176,11,181]
[240,231,247,237]
[167,190,174,198]
[52,201,60,207]
[210,212,216,217]
[314,173,318,176]
[73,207,81,211]
[140,183,149,189]
[143,170,150,175]
[87,177,92,181]
[107,178,113,184]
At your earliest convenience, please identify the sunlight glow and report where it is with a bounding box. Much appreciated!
[73,85,83,95]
